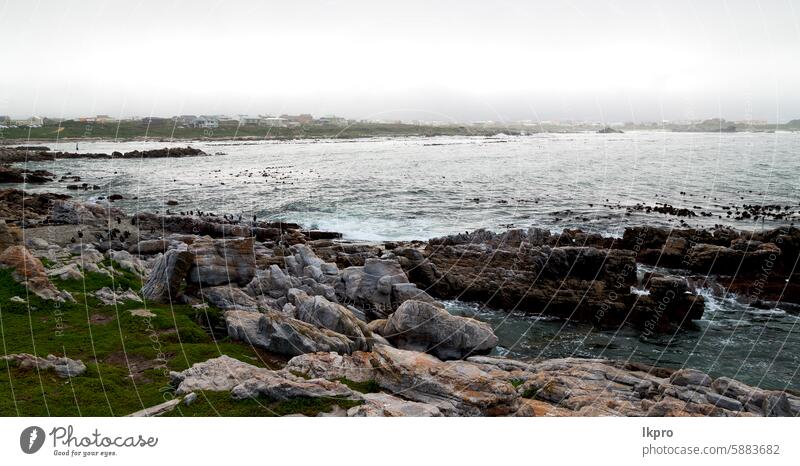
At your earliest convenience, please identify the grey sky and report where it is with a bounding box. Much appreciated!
[1,0,798,122]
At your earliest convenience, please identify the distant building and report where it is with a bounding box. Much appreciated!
[174,115,198,126]
[141,117,171,125]
[316,115,347,126]
[14,116,44,127]
[194,116,219,129]
[238,116,261,126]
[259,116,288,128]
[281,114,314,125]
[0,115,10,125]
[95,115,116,124]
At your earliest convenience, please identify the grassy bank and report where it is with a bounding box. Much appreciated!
[0,120,516,142]
[0,264,282,416]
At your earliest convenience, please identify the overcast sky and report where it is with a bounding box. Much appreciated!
[1,0,798,122]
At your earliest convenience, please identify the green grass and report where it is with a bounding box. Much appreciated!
[166,391,362,417]
[57,259,143,295]
[39,257,55,268]
[509,378,525,388]
[0,120,516,142]
[0,267,271,416]
[521,387,539,399]
[335,378,381,394]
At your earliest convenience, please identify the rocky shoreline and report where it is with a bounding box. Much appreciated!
[0,146,207,164]
[1,191,799,416]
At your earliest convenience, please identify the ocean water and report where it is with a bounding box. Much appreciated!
[20,131,800,241]
[14,132,800,389]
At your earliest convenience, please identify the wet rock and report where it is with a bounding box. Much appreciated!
[401,230,704,331]
[0,165,55,183]
[669,368,713,387]
[381,300,498,360]
[686,242,781,275]
[50,199,125,226]
[0,188,70,225]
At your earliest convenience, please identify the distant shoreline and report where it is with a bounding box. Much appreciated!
[1,119,796,145]
[1,129,796,146]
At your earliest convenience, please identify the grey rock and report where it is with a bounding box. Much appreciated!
[183,392,198,406]
[47,263,83,281]
[126,399,181,417]
[669,368,713,387]
[129,239,170,255]
[291,290,372,350]
[347,392,443,417]
[239,310,358,356]
[381,300,498,360]
[1,353,86,378]
[245,264,297,298]
[225,310,267,347]
[203,285,259,311]
[705,391,743,412]
[337,257,410,319]
[140,249,194,303]
[94,287,142,305]
[188,236,256,287]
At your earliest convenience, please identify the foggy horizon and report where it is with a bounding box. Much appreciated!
[1,0,799,123]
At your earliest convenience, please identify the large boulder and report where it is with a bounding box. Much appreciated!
[289,289,372,350]
[287,345,520,416]
[245,264,298,298]
[188,236,256,287]
[225,310,267,347]
[140,249,194,303]
[286,349,800,417]
[50,199,125,225]
[225,310,359,356]
[398,231,707,331]
[686,242,781,275]
[381,300,498,360]
[337,257,411,319]
[203,286,259,312]
[169,355,356,402]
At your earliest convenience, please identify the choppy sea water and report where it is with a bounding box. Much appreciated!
[15,132,800,389]
[21,131,800,241]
